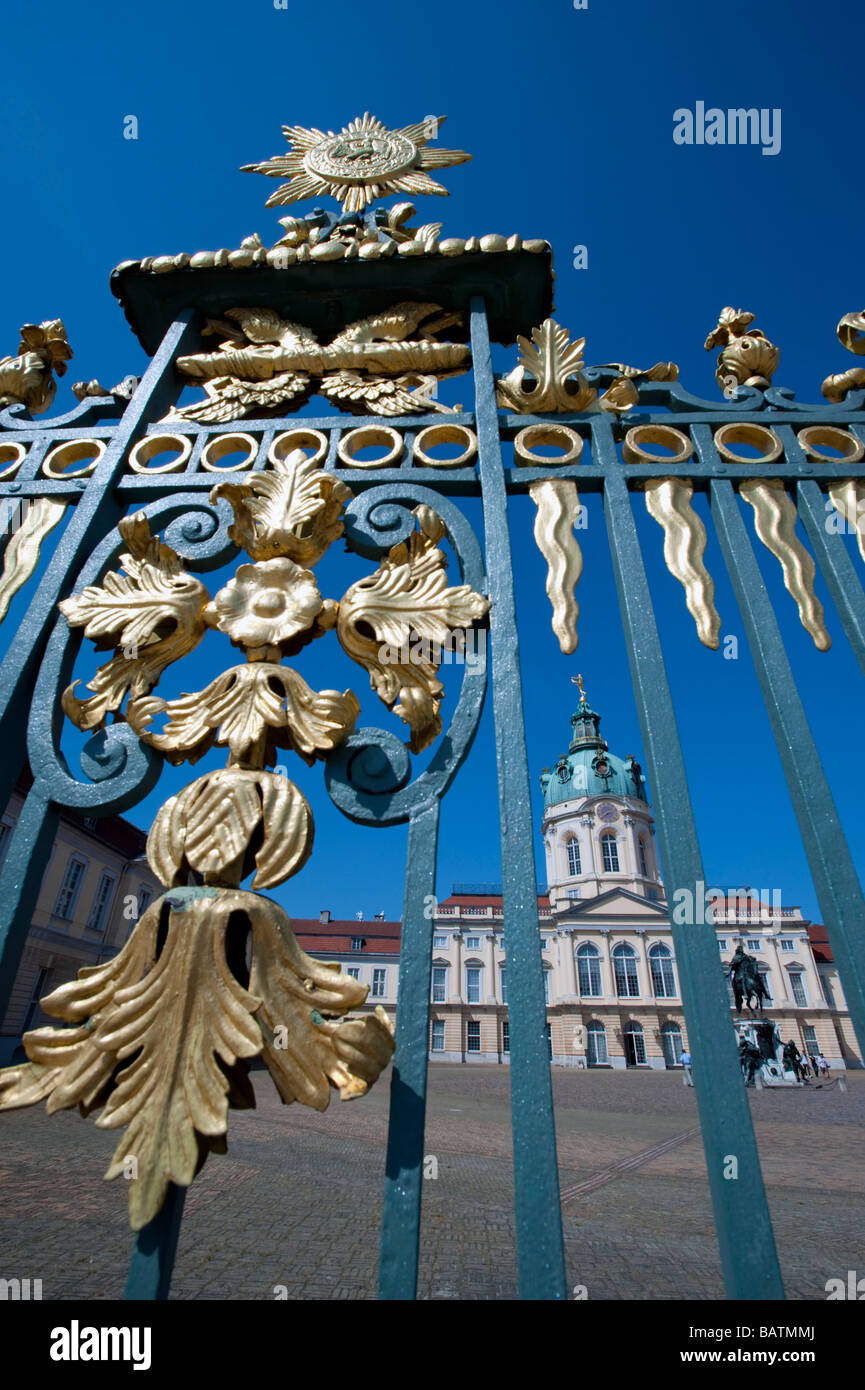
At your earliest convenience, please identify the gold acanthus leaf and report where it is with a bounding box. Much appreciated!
[210,447,351,565]
[127,663,360,766]
[147,769,313,890]
[249,898,395,1108]
[0,890,395,1229]
[336,505,489,752]
[496,320,596,413]
[60,513,210,730]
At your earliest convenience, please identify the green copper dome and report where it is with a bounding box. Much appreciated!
[539,682,649,808]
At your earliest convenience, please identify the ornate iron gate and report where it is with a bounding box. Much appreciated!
[0,116,863,1301]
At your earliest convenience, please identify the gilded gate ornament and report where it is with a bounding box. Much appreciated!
[0,446,489,1227]
[704,306,779,394]
[821,309,865,402]
[0,319,73,415]
[168,303,469,423]
[496,319,677,414]
[241,113,471,215]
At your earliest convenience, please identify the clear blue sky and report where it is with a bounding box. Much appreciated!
[1,0,863,923]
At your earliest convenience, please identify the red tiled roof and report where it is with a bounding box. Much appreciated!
[806,923,833,963]
[293,919,401,956]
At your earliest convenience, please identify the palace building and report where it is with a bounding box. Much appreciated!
[423,683,859,1070]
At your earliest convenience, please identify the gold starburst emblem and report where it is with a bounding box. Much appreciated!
[241,113,471,214]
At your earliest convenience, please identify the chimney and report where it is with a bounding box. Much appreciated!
[319,909,330,924]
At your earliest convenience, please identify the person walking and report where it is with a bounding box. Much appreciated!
[818,1054,830,1077]
[679,1049,693,1086]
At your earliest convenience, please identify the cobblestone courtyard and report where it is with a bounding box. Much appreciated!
[1,1065,861,1300]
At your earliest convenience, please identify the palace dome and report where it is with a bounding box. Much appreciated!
[540,682,648,808]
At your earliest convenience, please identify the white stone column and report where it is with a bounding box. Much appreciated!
[450,929,462,1003]
[559,929,578,1000]
[599,927,616,1000]
[633,928,652,999]
[484,932,497,1003]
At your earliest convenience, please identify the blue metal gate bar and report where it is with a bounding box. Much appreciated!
[796,479,865,678]
[379,802,440,1299]
[125,1183,186,1300]
[601,453,785,1299]
[710,479,865,1058]
[471,298,567,1301]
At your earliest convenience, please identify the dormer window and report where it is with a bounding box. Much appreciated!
[351,936,364,951]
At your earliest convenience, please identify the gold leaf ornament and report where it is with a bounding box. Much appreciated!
[60,513,210,729]
[337,505,489,751]
[210,446,351,566]
[147,768,313,890]
[0,890,395,1229]
[128,663,360,766]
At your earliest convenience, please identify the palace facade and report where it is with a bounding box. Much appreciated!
[424,686,860,1069]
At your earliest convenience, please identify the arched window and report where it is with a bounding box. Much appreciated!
[638,837,649,878]
[601,834,620,873]
[661,1021,684,1068]
[612,942,639,997]
[576,942,602,996]
[566,838,581,876]
[649,942,677,998]
[624,1020,646,1066]
[586,1020,607,1066]
[465,964,483,1004]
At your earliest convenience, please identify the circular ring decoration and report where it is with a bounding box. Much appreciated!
[622,424,693,466]
[798,425,864,465]
[413,424,478,469]
[200,432,259,472]
[337,426,403,469]
[268,428,329,468]
[714,422,783,464]
[0,442,27,480]
[128,433,193,475]
[514,424,583,467]
[42,439,107,479]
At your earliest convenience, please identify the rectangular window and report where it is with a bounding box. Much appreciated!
[466,1021,481,1052]
[779,938,794,951]
[577,952,601,996]
[54,856,87,920]
[371,968,386,998]
[432,935,447,948]
[540,937,549,949]
[803,1025,818,1053]
[790,972,808,1007]
[431,966,447,1003]
[567,840,581,876]
[351,936,364,951]
[431,1019,445,1052]
[465,935,480,948]
[499,969,507,1004]
[346,967,360,980]
[87,871,116,933]
[543,971,551,1004]
[601,837,620,873]
[746,938,760,950]
[466,966,481,1004]
[137,885,153,918]
[501,1020,510,1053]
[717,938,727,950]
